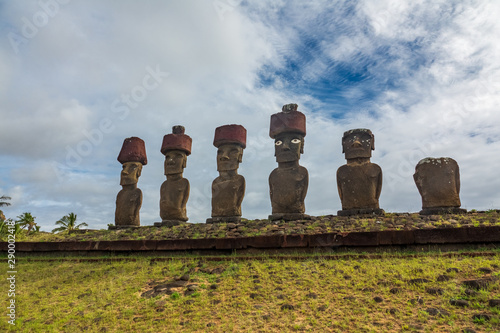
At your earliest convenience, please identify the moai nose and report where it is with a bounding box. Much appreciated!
[352,139,362,148]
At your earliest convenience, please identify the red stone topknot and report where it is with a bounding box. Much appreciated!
[161,125,192,155]
[117,136,147,165]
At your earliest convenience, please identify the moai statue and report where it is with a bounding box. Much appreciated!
[413,157,466,215]
[207,124,247,223]
[156,126,192,227]
[115,137,147,228]
[336,129,384,216]
[268,104,310,221]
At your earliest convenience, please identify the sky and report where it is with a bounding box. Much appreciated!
[1,0,500,231]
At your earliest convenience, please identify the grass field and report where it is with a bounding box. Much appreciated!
[1,251,499,332]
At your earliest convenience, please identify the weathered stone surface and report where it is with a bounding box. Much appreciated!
[489,299,500,307]
[463,328,477,333]
[426,287,444,295]
[161,125,192,155]
[389,287,401,294]
[153,220,184,228]
[213,124,247,148]
[472,313,491,321]
[280,304,295,310]
[462,277,497,290]
[269,104,305,138]
[425,308,449,317]
[408,278,431,285]
[115,137,147,227]
[437,274,451,282]
[117,136,147,165]
[269,104,308,221]
[410,297,424,305]
[159,126,191,225]
[209,125,246,223]
[450,299,469,307]
[337,129,383,216]
[478,267,493,274]
[414,157,466,215]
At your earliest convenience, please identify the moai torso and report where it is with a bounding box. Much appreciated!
[337,163,382,210]
[160,177,189,221]
[269,165,308,214]
[414,157,462,210]
[211,173,245,217]
[115,187,142,226]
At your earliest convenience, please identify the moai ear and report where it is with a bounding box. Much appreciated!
[371,135,375,151]
[300,138,304,154]
[137,165,142,178]
[238,149,243,163]
[182,155,187,169]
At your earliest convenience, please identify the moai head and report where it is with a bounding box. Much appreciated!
[269,104,306,163]
[214,124,246,172]
[117,137,147,185]
[342,129,374,161]
[161,126,192,176]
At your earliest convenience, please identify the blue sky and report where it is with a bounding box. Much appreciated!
[1,0,500,230]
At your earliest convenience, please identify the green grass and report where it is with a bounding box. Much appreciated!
[1,252,499,332]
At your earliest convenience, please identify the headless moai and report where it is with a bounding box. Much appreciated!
[156,126,192,227]
[336,129,384,216]
[268,104,310,221]
[413,157,466,215]
[114,137,147,228]
[207,124,247,223]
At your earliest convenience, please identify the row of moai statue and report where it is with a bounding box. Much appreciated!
[114,104,465,228]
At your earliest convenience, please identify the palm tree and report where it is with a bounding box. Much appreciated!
[52,213,88,233]
[16,212,38,234]
[0,195,11,207]
[0,219,20,240]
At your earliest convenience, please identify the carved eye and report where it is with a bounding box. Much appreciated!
[291,138,301,144]
[275,140,282,146]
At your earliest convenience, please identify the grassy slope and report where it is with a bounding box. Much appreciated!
[1,252,499,332]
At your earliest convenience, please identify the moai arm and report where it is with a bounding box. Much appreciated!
[132,189,143,222]
[182,179,190,211]
[413,173,423,197]
[376,166,383,200]
[269,172,274,203]
[300,167,309,202]
[455,163,461,195]
[237,176,246,209]
[336,168,343,201]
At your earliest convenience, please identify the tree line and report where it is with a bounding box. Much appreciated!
[0,195,88,237]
